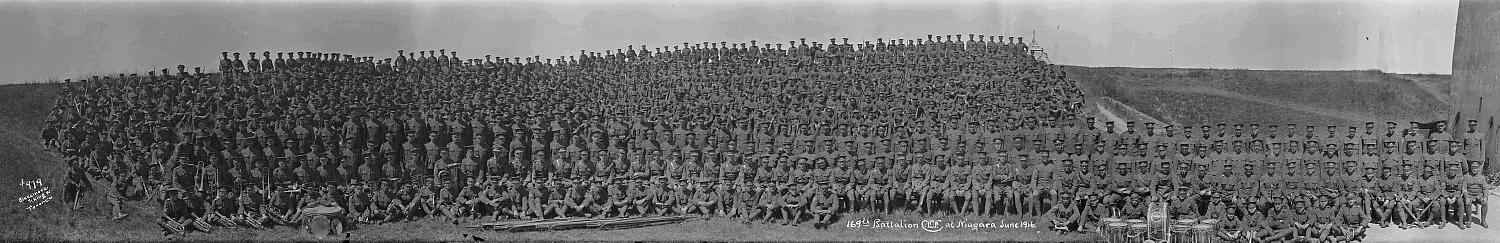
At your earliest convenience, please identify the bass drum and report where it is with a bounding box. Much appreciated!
[302,206,345,238]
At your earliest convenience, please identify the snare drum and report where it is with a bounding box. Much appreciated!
[1100,218,1123,233]
[1198,218,1221,231]
[1105,222,1130,243]
[1191,224,1214,243]
[1169,223,1194,243]
[1127,223,1150,243]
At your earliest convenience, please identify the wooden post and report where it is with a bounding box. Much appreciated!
[1452,0,1500,173]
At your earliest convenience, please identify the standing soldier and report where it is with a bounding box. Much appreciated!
[219,52,234,73]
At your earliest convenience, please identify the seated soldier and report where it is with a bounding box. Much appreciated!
[690,181,719,218]
[498,179,525,220]
[564,180,591,218]
[628,179,652,217]
[381,185,408,224]
[587,179,610,218]
[525,179,548,219]
[437,182,461,221]
[1287,198,1316,242]
[1312,195,1338,243]
[269,186,301,227]
[1043,190,1082,233]
[482,180,511,220]
[459,178,482,219]
[1334,196,1369,242]
[733,182,756,219]
[609,179,633,217]
[159,189,190,235]
[410,181,437,220]
[235,185,267,229]
[753,184,783,224]
[1463,160,1488,228]
[548,180,570,219]
[810,181,839,229]
[206,188,238,228]
[782,186,808,226]
[1439,162,1463,229]
[668,181,691,216]
[1217,202,1249,242]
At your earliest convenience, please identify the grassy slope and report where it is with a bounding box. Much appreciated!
[0,83,67,242]
[1068,66,1452,127]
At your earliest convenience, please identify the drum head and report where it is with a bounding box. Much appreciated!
[1125,219,1145,224]
[1199,219,1220,224]
[1192,224,1212,230]
[1129,223,1149,229]
[307,216,332,237]
[1102,217,1122,222]
[1108,222,1129,227]
[1175,219,1197,224]
[303,206,344,215]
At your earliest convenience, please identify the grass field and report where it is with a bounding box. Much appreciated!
[0,67,1476,241]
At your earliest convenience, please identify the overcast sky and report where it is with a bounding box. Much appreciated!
[0,0,1458,84]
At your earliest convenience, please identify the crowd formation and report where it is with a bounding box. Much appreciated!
[39,34,1489,242]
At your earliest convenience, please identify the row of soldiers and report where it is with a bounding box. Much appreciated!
[39,33,1489,241]
[136,117,1490,237]
[57,109,1492,236]
[214,34,1044,75]
[45,33,1072,235]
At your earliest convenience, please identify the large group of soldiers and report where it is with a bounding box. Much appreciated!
[39,33,1489,242]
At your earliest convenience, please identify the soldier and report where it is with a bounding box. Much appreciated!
[627,178,651,216]
[607,178,632,217]
[268,185,300,227]
[219,52,234,73]
[690,180,719,218]
[1462,120,1484,163]
[749,182,779,224]
[1393,163,1419,229]
[159,188,191,235]
[237,185,267,229]
[1334,196,1370,242]
[562,179,593,218]
[782,182,808,226]
[260,51,274,71]
[247,52,261,73]
[1462,160,1488,228]
[1437,160,1463,229]
[1029,150,1058,217]
[862,155,889,214]
[810,181,839,229]
[525,177,549,219]
[1043,184,1083,232]
[546,178,570,218]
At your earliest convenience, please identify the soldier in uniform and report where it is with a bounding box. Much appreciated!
[749,182,778,224]
[1462,160,1488,228]
[1334,195,1370,242]
[781,180,808,226]
[690,180,719,219]
[1392,163,1419,229]
[160,188,191,235]
[810,180,839,229]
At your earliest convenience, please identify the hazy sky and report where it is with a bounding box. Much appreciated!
[0,0,1458,84]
